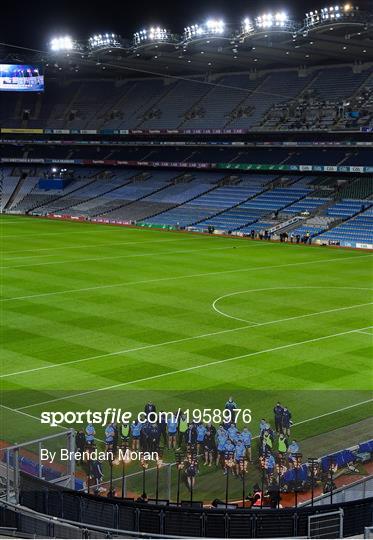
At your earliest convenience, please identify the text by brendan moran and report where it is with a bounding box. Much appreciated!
[40,448,159,463]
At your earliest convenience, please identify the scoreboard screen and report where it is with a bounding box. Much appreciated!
[0,64,44,92]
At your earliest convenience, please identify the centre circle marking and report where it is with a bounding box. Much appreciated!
[212,286,373,325]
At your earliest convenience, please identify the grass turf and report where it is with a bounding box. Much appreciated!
[0,214,372,500]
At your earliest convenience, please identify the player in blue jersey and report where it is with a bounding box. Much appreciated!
[216,426,228,467]
[265,452,276,482]
[130,419,142,450]
[167,414,178,449]
[287,439,300,466]
[223,439,236,475]
[234,440,246,474]
[259,418,270,437]
[227,422,239,442]
[104,423,115,452]
[241,427,252,462]
[196,423,207,453]
[85,423,95,446]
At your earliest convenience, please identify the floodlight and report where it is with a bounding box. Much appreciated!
[255,12,289,29]
[305,3,357,26]
[50,36,74,52]
[88,33,119,49]
[242,17,254,33]
[257,13,273,28]
[205,19,225,33]
[149,27,168,40]
[133,26,170,45]
[184,24,204,39]
[184,19,225,39]
[275,12,288,24]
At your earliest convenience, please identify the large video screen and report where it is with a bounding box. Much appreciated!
[0,64,44,92]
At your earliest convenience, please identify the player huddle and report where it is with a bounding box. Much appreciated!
[78,398,300,491]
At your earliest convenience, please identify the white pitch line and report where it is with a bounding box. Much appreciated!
[213,302,373,327]
[3,295,372,380]
[212,286,373,324]
[1,233,275,257]
[2,235,276,262]
[1,252,371,303]
[14,325,373,410]
[293,398,373,426]
[0,225,135,239]
[0,404,106,443]
[0,220,201,239]
[0,403,65,428]
[1,236,204,258]
[356,330,373,336]
[0,219,43,224]
[0,243,252,270]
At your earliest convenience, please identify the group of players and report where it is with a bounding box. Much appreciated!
[78,398,300,493]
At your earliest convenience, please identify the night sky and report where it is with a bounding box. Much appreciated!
[2,0,371,51]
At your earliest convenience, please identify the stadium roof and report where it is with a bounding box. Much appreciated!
[1,7,372,77]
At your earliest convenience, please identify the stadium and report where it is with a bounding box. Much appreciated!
[0,0,372,537]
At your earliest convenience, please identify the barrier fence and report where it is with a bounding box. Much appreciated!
[5,473,372,538]
[302,476,373,507]
[2,429,372,509]
[0,430,76,502]
[308,510,343,539]
[0,499,182,539]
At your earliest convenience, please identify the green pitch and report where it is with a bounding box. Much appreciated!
[1,214,372,500]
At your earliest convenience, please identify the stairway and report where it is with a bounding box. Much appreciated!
[223,75,270,129]
[136,181,222,223]
[313,201,373,240]
[28,174,101,214]
[267,186,340,235]
[190,174,281,227]
[4,174,27,211]
[135,83,178,129]
[177,84,216,129]
[53,174,139,213]
[96,83,137,129]
[94,178,174,218]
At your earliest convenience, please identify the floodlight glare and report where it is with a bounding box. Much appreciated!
[256,14,268,28]
[275,11,288,23]
[88,33,119,48]
[50,36,74,52]
[242,17,254,33]
[184,24,204,39]
[184,18,225,39]
[134,26,169,44]
[255,11,289,29]
[305,3,356,26]
[205,19,225,33]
